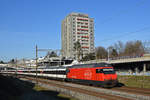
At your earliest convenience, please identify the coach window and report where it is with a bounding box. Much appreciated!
[50,71,52,74]
[51,71,54,74]
[48,71,51,74]
[64,71,66,74]
[58,71,61,74]
[53,70,55,74]
[53,71,55,74]
[49,71,51,74]
[96,69,102,73]
[62,71,65,75]
[45,71,47,74]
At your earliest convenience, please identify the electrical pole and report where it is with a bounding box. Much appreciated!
[36,45,38,84]
[60,50,62,66]
[16,58,17,77]
[35,46,61,82]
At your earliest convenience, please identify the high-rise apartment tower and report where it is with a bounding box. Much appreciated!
[61,12,94,59]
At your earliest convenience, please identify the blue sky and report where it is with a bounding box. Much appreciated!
[0,0,150,61]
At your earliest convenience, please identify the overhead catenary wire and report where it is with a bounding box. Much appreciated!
[96,0,150,44]
[98,26,150,43]
[100,0,149,25]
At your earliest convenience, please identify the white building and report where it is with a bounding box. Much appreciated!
[61,12,95,59]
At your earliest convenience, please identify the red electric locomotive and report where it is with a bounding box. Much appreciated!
[66,63,118,87]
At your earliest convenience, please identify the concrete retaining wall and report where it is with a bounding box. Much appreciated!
[38,82,104,100]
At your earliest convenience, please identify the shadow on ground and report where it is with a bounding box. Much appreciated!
[115,82,125,87]
[19,90,72,100]
[0,74,74,100]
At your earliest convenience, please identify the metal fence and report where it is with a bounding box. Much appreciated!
[117,71,150,76]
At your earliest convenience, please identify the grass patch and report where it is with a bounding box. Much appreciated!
[118,75,150,88]
[58,94,78,100]
[33,85,48,91]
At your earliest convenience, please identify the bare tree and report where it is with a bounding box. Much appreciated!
[134,40,145,54]
[114,41,124,56]
[95,40,147,59]
[108,46,118,58]
[45,51,58,58]
[96,46,108,59]
[82,53,95,61]
[142,41,150,54]
[124,40,145,56]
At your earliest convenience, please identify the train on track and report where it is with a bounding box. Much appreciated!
[1,63,118,87]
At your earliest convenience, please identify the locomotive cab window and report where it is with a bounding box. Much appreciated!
[102,68,115,74]
[96,68,115,74]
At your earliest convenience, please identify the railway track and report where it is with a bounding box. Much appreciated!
[18,75,150,100]
[112,86,150,96]
[22,76,132,100]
